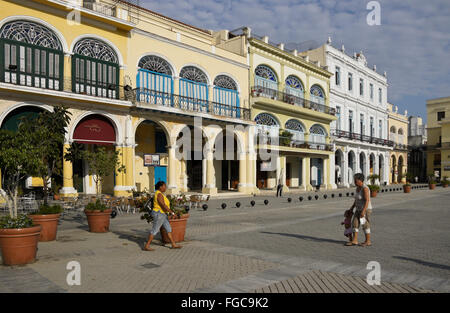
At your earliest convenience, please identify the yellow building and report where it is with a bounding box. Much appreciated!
[426,96,450,181]
[230,28,336,191]
[387,103,409,183]
[0,0,256,197]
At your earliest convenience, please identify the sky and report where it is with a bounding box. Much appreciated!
[140,0,450,123]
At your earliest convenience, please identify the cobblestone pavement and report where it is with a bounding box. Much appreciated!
[0,186,448,293]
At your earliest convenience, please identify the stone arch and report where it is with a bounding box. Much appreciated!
[70,34,124,66]
[69,111,123,145]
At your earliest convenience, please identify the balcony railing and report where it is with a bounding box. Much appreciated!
[256,134,333,151]
[0,74,133,101]
[82,1,116,17]
[332,129,394,147]
[134,88,251,121]
[251,86,336,116]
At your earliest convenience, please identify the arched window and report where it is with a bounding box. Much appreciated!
[390,126,396,133]
[255,113,279,138]
[72,38,119,99]
[285,119,305,143]
[254,65,278,93]
[285,75,304,98]
[310,85,325,105]
[213,75,239,117]
[136,55,174,105]
[0,20,63,90]
[398,128,404,135]
[179,66,209,112]
[310,124,327,144]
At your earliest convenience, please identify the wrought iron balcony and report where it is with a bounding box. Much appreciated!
[256,134,333,151]
[331,129,394,147]
[251,86,336,116]
[134,88,251,121]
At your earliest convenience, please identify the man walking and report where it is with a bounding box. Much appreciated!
[276,168,284,197]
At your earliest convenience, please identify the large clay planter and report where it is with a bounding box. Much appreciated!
[370,190,378,198]
[29,214,61,242]
[160,214,190,244]
[403,185,411,193]
[443,184,448,188]
[85,209,112,233]
[0,225,41,266]
[429,184,436,190]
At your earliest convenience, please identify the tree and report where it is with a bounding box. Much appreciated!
[65,144,125,195]
[22,107,72,205]
[0,127,40,219]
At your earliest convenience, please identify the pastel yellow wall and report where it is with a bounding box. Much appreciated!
[134,122,156,192]
[126,31,249,107]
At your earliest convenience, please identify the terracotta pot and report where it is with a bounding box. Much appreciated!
[84,209,112,233]
[403,185,411,193]
[53,195,60,201]
[160,214,190,243]
[0,225,41,266]
[370,190,378,198]
[429,184,436,190]
[443,184,448,188]
[29,214,61,242]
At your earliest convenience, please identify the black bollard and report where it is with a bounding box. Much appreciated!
[250,200,256,207]
[264,200,269,205]
[221,203,227,210]
[236,202,241,208]
[202,204,208,211]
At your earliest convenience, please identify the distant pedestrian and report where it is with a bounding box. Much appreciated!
[144,181,182,251]
[345,173,372,247]
[276,169,284,197]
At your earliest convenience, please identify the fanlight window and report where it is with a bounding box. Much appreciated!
[255,113,279,138]
[0,21,62,50]
[136,55,174,105]
[179,66,209,113]
[255,65,277,82]
[72,38,119,99]
[398,128,404,135]
[285,75,304,99]
[180,66,208,84]
[310,124,327,144]
[214,75,237,90]
[285,119,305,132]
[138,55,172,76]
[73,38,118,63]
[285,76,303,90]
[0,20,63,90]
[310,85,325,105]
[390,126,396,133]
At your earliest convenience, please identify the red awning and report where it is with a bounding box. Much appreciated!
[73,115,116,145]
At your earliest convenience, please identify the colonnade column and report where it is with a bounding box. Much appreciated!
[60,143,78,197]
[166,145,180,195]
[114,144,135,197]
[329,153,337,189]
[301,157,313,191]
[202,147,217,195]
[342,151,350,188]
[238,152,247,193]
[280,155,289,192]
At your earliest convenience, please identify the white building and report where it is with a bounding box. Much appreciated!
[301,39,393,187]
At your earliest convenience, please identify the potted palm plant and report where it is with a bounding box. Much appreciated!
[65,144,125,233]
[428,176,437,190]
[441,176,449,188]
[367,174,380,198]
[401,173,413,193]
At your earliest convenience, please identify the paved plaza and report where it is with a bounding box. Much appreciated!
[0,186,449,293]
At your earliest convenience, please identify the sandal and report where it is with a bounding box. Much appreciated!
[170,246,182,249]
[345,242,357,246]
[359,242,372,247]
[143,247,155,251]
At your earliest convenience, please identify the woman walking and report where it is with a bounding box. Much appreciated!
[345,173,373,247]
[144,181,182,251]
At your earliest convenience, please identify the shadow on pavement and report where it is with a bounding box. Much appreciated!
[393,256,450,271]
[261,231,346,245]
